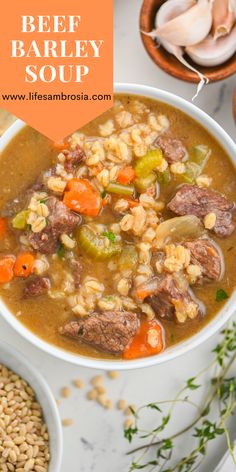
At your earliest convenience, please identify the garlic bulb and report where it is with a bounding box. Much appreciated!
[154,0,213,46]
[212,0,236,39]
[141,0,235,100]
[186,25,236,66]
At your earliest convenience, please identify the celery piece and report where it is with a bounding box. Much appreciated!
[156,169,171,185]
[12,210,30,230]
[77,225,122,260]
[182,162,201,183]
[189,145,211,167]
[118,245,138,272]
[106,182,134,197]
[135,149,163,178]
[134,172,157,193]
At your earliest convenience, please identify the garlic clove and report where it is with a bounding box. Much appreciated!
[212,0,236,39]
[186,24,236,66]
[154,0,208,100]
[153,0,213,47]
[155,0,196,26]
[155,0,196,54]
[174,53,209,100]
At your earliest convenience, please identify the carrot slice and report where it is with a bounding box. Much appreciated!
[125,198,140,209]
[102,196,110,206]
[14,253,35,278]
[63,179,102,217]
[123,320,164,359]
[135,287,152,301]
[90,163,103,176]
[0,256,16,283]
[51,139,69,151]
[0,218,7,240]
[117,166,136,185]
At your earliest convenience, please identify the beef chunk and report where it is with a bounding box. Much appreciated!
[69,258,83,289]
[24,276,51,297]
[63,145,85,172]
[155,136,186,163]
[168,184,235,237]
[143,275,201,322]
[26,167,58,196]
[185,239,222,281]
[60,311,139,355]
[28,196,81,254]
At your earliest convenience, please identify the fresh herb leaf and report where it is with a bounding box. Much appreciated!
[147,403,162,412]
[57,244,65,258]
[124,426,138,443]
[101,190,107,199]
[102,231,116,243]
[202,404,210,417]
[216,289,229,302]
[186,377,200,390]
[162,439,173,450]
[125,322,236,472]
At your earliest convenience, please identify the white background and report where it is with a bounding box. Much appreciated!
[0,1,236,471]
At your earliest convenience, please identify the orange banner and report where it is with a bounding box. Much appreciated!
[0,1,113,140]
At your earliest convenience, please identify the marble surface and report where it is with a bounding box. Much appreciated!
[0,1,236,471]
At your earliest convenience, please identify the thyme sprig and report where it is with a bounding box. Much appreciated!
[124,322,236,472]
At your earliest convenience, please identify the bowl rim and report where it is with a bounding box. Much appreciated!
[0,340,63,471]
[0,82,236,370]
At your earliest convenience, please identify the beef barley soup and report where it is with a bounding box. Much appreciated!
[0,95,235,360]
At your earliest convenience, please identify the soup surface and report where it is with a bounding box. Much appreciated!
[0,95,235,360]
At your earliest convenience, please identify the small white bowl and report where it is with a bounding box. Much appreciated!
[0,83,236,370]
[0,341,63,471]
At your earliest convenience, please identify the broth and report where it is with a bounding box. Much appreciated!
[0,95,235,360]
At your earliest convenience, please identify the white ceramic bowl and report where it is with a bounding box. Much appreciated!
[0,341,63,471]
[0,83,235,370]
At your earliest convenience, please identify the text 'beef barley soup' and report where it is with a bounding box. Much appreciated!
[0,95,235,360]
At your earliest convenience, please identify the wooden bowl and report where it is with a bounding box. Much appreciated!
[140,0,236,83]
[233,90,236,123]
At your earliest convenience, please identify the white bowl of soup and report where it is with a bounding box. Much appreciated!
[0,83,235,370]
[0,340,63,471]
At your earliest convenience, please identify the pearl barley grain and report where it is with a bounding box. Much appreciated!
[62,418,74,427]
[117,399,127,411]
[204,212,216,230]
[87,389,98,400]
[107,371,119,380]
[105,399,113,409]
[124,418,134,429]
[73,378,85,389]
[60,386,71,398]
[0,363,50,471]
[91,375,103,387]
[95,385,106,395]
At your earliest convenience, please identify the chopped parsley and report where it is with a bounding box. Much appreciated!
[102,231,116,243]
[57,244,65,259]
[101,190,107,199]
[215,289,229,302]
